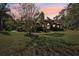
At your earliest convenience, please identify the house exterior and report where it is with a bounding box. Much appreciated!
[40,18,63,31]
[34,16,64,32]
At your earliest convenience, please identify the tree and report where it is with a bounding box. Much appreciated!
[40,12,44,21]
[34,12,45,32]
[0,3,13,31]
[3,17,14,31]
[18,3,39,35]
[61,3,79,30]
[56,3,79,30]
[0,3,8,30]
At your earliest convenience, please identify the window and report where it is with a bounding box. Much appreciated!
[47,23,50,29]
[57,25,60,28]
[52,24,56,27]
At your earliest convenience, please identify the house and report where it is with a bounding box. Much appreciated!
[35,16,63,32]
[41,17,63,31]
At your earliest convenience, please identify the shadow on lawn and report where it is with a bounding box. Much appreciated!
[45,33,65,37]
[23,32,79,56]
[24,33,39,39]
[0,31,10,36]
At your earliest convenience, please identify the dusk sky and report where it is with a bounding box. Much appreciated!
[9,3,67,19]
[37,3,67,19]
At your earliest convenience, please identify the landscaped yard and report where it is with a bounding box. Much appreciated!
[0,31,79,56]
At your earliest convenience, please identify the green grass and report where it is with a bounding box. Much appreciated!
[0,31,79,56]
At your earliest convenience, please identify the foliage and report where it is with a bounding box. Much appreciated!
[0,3,13,31]
[3,17,14,31]
[34,12,45,32]
[16,20,26,32]
[58,3,79,30]
[66,4,79,30]
[18,3,39,35]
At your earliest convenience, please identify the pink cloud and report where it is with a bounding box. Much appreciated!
[10,8,21,19]
[9,4,21,19]
[40,5,64,18]
[9,4,65,19]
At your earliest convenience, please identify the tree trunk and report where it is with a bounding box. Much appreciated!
[0,19,3,31]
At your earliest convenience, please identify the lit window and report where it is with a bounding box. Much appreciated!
[47,23,50,25]
[57,25,60,28]
[47,26,50,29]
[53,24,55,27]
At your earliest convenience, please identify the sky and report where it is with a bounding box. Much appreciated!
[37,3,67,19]
[9,3,67,19]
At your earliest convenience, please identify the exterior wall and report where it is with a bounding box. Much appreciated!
[35,19,63,32]
[42,20,63,31]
